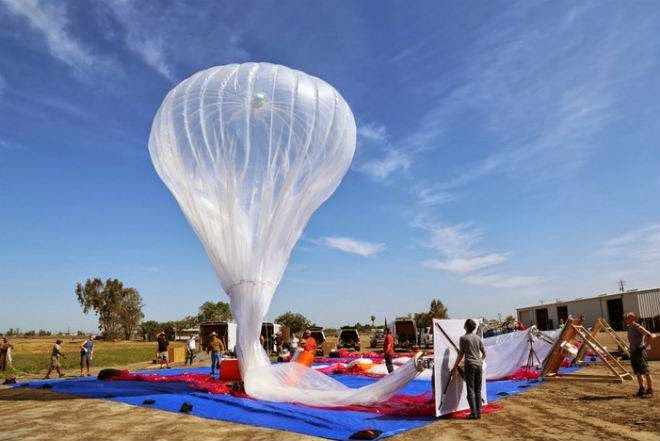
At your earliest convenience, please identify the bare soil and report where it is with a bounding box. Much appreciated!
[2,361,658,441]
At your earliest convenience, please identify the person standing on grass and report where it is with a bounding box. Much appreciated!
[79,335,94,376]
[625,312,656,397]
[302,329,317,355]
[186,335,196,366]
[156,332,170,369]
[44,339,65,379]
[383,328,395,374]
[208,332,225,379]
[451,319,486,420]
[0,338,14,371]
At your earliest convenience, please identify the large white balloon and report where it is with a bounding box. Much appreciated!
[149,63,421,406]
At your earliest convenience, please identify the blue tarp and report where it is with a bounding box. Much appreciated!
[17,367,574,440]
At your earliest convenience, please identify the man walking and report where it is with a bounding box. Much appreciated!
[208,332,226,379]
[44,339,65,379]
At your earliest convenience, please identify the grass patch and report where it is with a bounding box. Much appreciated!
[0,338,184,378]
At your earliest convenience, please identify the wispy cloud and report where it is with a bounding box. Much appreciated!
[462,274,542,289]
[415,220,508,273]
[0,0,112,76]
[318,236,385,257]
[392,6,659,194]
[105,1,249,82]
[422,254,508,274]
[416,185,457,207]
[353,122,412,181]
[600,224,660,263]
[357,149,411,181]
[414,218,539,288]
[357,123,387,142]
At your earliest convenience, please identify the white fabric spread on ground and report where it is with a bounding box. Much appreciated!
[483,328,559,380]
[148,63,422,406]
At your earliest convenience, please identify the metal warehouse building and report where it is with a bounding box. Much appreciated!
[516,287,660,331]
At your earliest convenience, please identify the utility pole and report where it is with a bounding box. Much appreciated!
[618,280,626,293]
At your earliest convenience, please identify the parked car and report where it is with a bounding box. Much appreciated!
[419,326,433,348]
[337,328,360,351]
[308,326,326,356]
[370,329,384,349]
[390,318,418,351]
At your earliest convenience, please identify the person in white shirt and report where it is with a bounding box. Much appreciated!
[289,333,299,350]
[186,335,197,366]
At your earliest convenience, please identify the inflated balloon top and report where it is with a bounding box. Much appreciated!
[149,62,356,295]
[149,63,421,406]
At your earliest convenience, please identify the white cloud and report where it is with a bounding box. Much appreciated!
[319,236,385,257]
[422,254,508,274]
[357,123,387,142]
[416,186,457,206]
[1,0,110,75]
[393,6,659,192]
[105,1,249,82]
[600,224,660,263]
[462,274,542,289]
[414,219,538,287]
[357,149,411,181]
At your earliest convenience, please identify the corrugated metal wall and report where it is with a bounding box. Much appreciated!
[636,289,660,318]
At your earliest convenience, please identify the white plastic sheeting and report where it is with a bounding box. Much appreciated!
[148,63,422,406]
[483,328,559,380]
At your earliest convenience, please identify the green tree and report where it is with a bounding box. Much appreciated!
[75,278,145,340]
[414,312,432,329]
[139,320,161,341]
[370,315,376,328]
[275,311,312,335]
[429,299,449,320]
[197,301,233,322]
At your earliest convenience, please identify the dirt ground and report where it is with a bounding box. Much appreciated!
[1,361,658,441]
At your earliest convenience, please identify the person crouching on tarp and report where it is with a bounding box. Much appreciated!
[451,319,486,419]
[383,328,395,373]
[208,332,226,379]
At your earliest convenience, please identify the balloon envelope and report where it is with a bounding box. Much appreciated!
[149,63,421,406]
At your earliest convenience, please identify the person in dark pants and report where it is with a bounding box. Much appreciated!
[0,338,14,371]
[625,312,656,397]
[156,332,170,369]
[383,328,395,373]
[79,334,94,376]
[451,319,486,419]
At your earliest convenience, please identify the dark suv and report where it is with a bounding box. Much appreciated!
[337,328,361,351]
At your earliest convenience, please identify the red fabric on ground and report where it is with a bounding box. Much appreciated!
[109,370,241,396]
[107,370,505,418]
[321,391,504,418]
[507,368,541,380]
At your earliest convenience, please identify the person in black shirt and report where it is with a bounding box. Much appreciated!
[156,332,170,369]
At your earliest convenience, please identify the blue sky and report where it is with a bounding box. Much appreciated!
[1,1,659,332]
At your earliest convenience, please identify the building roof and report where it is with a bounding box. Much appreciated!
[516,287,660,311]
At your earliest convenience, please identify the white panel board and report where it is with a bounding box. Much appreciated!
[433,319,487,417]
